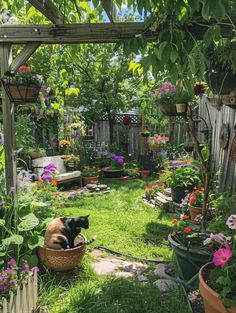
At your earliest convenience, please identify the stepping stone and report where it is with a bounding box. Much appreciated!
[92,260,117,275]
[153,279,178,293]
[90,249,103,257]
[97,184,108,190]
[137,274,148,282]
[115,271,134,278]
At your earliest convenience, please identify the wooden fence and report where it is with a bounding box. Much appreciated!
[0,272,38,313]
[199,95,236,192]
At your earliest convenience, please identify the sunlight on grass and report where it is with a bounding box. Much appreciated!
[39,178,190,313]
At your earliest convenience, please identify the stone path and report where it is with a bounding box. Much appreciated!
[90,249,178,293]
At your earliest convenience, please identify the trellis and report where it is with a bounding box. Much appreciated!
[0,0,234,195]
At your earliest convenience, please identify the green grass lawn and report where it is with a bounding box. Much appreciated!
[39,178,191,313]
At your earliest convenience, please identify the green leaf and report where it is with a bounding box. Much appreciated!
[17,213,39,232]
[28,235,44,250]
[24,254,39,267]
[2,235,23,246]
[170,46,178,63]
[0,219,5,227]
[201,145,210,162]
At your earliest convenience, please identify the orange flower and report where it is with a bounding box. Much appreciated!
[171,219,178,225]
[184,226,191,234]
[194,190,200,195]
[37,179,43,184]
[51,179,57,186]
[200,187,205,191]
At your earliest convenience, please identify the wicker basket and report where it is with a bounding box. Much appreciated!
[38,234,86,271]
[1,77,41,104]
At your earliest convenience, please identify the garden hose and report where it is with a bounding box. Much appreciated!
[95,245,169,263]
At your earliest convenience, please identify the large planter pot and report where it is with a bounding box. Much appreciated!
[140,169,151,178]
[158,102,177,116]
[171,185,193,203]
[82,176,99,186]
[188,204,203,224]
[38,234,86,272]
[205,69,236,95]
[199,262,236,313]
[29,151,43,159]
[102,168,124,178]
[168,234,211,281]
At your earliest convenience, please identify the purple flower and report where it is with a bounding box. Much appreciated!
[41,174,53,181]
[6,268,12,275]
[116,157,124,164]
[0,275,5,281]
[0,285,6,292]
[100,150,108,156]
[33,266,40,273]
[24,263,30,273]
[7,258,15,265]
[111,153,117,159]
[44,163,57,172]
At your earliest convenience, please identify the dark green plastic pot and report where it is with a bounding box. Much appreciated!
[171,185,195,203]
[168,233,211,281]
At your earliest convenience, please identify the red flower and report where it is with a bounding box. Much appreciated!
[194,190,200,195]
[189,195,196,204]
[123,115,132,126]
[184,226,191,234]
[181,215,190,220]
[18,65,31,72]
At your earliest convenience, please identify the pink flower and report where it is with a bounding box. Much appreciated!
[226,215,236,229]
[213,247,232,268]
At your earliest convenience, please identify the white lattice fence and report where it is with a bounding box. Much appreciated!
[0,272,38,313]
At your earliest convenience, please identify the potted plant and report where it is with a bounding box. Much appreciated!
[150,81,178,116]
[205,40,236,95]
[175,89,193,114]
[102,153,125,178]
[187,187,205,224]
[199,215,236,312]
[81,166,99,185]
[147,134,169,152]
[28,147,46,159]
[168,215,213,281]
[1,65,43,104]
[62,154,80,172]
[123,160,140,178]
[161,164,201,203]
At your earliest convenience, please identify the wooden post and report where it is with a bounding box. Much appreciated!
[0,43,17,195]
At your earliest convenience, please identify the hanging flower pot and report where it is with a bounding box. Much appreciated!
[1,66,42,104]
[205,69,236,95]
[188,204,203,224]
[158,102,177,116]
[175,103,187,114]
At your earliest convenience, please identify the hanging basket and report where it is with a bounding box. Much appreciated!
[1,77,41,104]
[158,102,177,116]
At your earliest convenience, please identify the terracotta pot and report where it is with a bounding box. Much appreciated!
[82,176,99,186]
[199,262,236,313]
[158,102,177,116]
[140,169,151,178]
[188,204,203,224]
[38,234,86,272]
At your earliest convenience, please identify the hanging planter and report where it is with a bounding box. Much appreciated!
[1,66,42,104]
[205,69,236,95]
[175,103,187,114]
[158,102,177,116]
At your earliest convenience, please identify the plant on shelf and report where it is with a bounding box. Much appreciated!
[175,89,194,113]
[1,65,43,104]
[124,160,140,178]
[199,214,236,312]
[59,139,71,154]
[144,182,164,201]
[147,134,169,152]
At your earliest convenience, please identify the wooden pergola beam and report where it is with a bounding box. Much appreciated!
[0,23,156,44]
[10,43,41,73]
[101,0,115,23]
[27,0,65,24]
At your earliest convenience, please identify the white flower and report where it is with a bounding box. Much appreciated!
[226,215,236,229]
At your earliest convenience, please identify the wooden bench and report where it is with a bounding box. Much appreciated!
[32,155,82,186]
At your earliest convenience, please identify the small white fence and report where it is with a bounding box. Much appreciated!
[0,272,38,313]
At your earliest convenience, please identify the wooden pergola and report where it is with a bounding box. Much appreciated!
[0,0,234,198]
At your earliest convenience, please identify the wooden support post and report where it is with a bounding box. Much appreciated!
[0,43,16,195]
